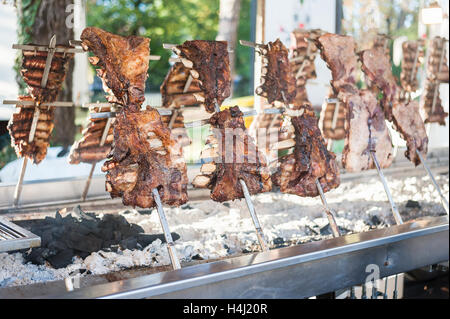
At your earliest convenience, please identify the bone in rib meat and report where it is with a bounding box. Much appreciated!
[273,105,340,197]
[101,107,188,208]
[360,47,428,165]
[68,105,114,164]
[21,46,74,102]
[319,91,346,140]
[7,96,55,164]
[173,40,231,113]
[400,40,425,92]
[419,37,449,125]
[80,27,150,111]
[342,90,394,172]
[315,34,359,95]
[192,106,272,202]
[255,39,296,104]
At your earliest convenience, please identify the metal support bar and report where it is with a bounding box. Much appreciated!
[239,179,269,251]
[152,188,181,270]
[416,150,449,214]
[315,179,341,238]
[41,35,56,88]
[370,151,403,225]
[13,158,28,207]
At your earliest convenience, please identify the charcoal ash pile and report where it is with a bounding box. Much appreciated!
[17,206,179,269]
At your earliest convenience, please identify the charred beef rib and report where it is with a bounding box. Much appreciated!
[69,105,114,164]
[80,27,150,111]
[400,40,425,92]
[102,107,188,208]
[172,40,231,113]
[7,96,55,164]
[192,106,272,202]
[273,105,340,197]
[342,90,394,172]
[21,46,74,102]
[255,39,297,105]
[360,47,428,165]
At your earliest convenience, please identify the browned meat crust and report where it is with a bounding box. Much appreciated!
[174,40,231,113]
[342,90,394,172]
[400,40,425,92]
[69,106,114,164]
[255,39,296,104]
[273,105,340,196]
[192,106,272,202]
[101,107,188,208]
[80,27,150,111]
[7,96,55,164]
[315,34,359,95]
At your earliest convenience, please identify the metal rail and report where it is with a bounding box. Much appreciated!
[33,216,448,299]
[0,216,41,252]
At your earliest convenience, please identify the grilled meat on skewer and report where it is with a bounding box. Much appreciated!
[21,46,74,102]
[7,96,55,164]
[192,106,272,202]
[80,27,150,111]
[359,47,428,165]
[315,34,359,96]
[160,111,191,147]
[273,105,340,197]
[400,40,425,92]
[172,40,231,113]
[255,39,296,105]
[420,80,448,125]
[426,37,449,83]
[102,107,188,208]
[342,90,394,172]
[68,106,115,164]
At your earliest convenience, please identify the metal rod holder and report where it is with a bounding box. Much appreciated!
[416,150,449,214]
[13,158,28,207]
[152,188,181,270]
[81,163,96,202]
[239,179,269,251]
[370,151,403,225]
[315,179,341,238]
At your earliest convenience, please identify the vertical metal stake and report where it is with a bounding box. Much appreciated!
[316,179,341,237]
[81,163,96,202]
[152,188,181,270]
[416,150,449,214]
[239,179,269,251]
[13,157,28,207]
[370,151,403,225]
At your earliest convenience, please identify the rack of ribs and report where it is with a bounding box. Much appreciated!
[360,47,428,165]
[400,40,425,92]
[419,37,449,126]
[171,40,231,113]
[102,107,188,208]
[272,105,340,197]
[68,105,115,164]
[21,45,74,102]
[80,27,150,111]
[192,106,272,202]
[342,90,394,172]
[7,96,55,164]
[315,34,359,96]
[319,91,346,140]
[255,39,297,105]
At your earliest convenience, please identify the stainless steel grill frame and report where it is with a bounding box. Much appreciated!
[0,216,41,252]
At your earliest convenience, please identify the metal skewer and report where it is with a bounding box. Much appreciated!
[13,35,57,207]
[416,150,449,214]
[152,188,181,270]
[370,151,403,225]
[239,179,269,251]
[315,179,341,238]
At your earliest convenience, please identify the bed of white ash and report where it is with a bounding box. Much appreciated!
[0,170,448,288]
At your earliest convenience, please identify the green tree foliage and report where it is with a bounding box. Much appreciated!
[86,0,222,92]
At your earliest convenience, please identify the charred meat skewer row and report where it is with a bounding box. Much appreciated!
[359,47,428,166]
[400,40,425,93]
[192,106,272,202]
